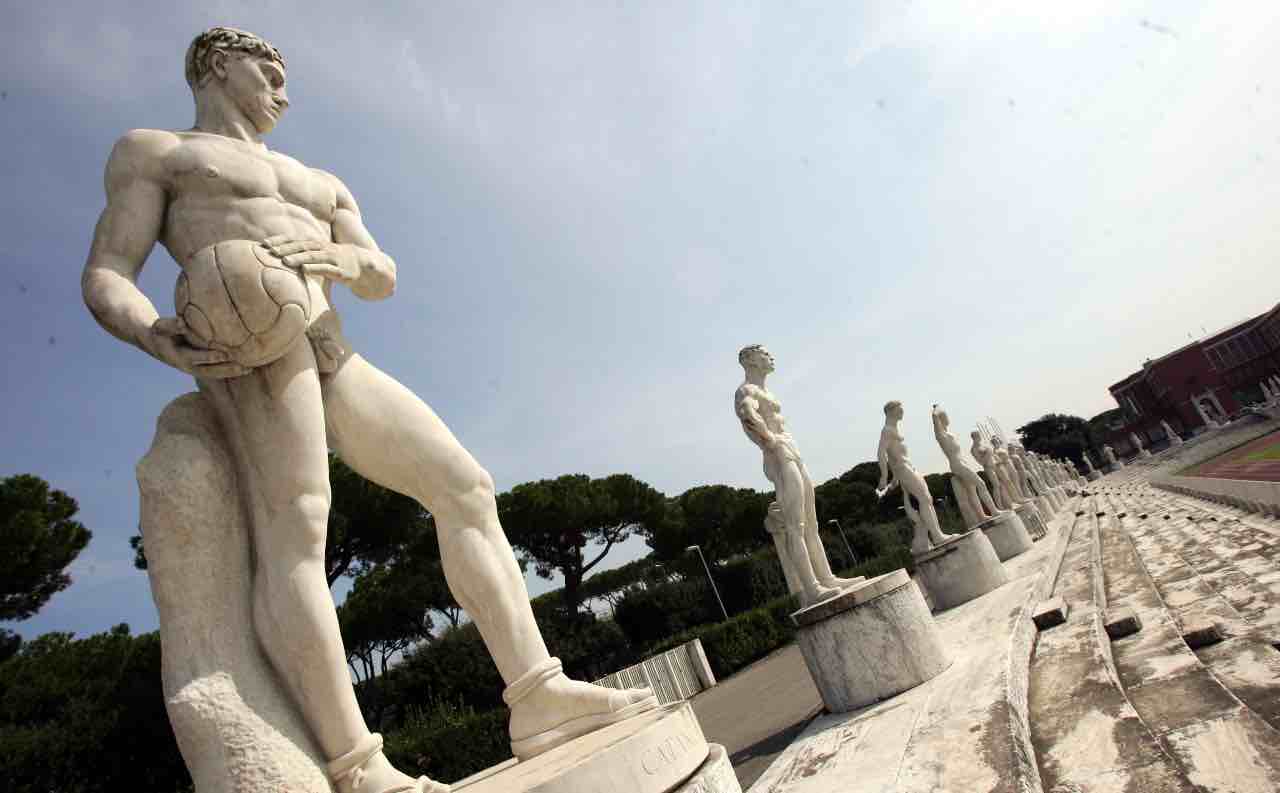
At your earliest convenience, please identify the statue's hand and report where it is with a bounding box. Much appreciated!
[144,317,250,379]
[266,235,361,284]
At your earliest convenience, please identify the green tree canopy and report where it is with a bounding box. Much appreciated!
[498,473,666,614]
[1016,413,1094,465]
[645,485,770,564]
[0,474,92,622]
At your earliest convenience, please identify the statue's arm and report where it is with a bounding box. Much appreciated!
[81,131,246,378]
[735,391,776,448]
[82,131,169,350]
[876,432,891,488]
[328,175,396,300]
[265,172,396,301]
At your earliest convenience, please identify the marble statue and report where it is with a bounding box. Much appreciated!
[932,406,999,528]
[81,27,655,793]
[1104,444,1122,468]
[970,431,1016,510]
[1129,432,1151,458]
[735,346,861,606]
[1083,451,1097,473]
[1161,420,1183,448]
[877,401,956,553]
[1262,381,1274,403]
[1271,374,1280,396]
[991,438,1034,502]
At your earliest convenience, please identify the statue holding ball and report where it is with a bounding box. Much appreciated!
[81,26,655,793]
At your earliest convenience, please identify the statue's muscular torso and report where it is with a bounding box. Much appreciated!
[138,128,342,316]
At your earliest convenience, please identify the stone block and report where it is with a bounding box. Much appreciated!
[1104,607,1143,639]
[1181,618,1224,649]
[791,571,950,713]
[1032,596,1069,630]
[912,530,1010,612]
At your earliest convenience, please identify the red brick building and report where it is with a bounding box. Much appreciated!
[1106,303,1280,453]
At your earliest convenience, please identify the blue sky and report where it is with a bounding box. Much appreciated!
[4,1,1279,639]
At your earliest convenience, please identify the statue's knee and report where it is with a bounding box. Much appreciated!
[439,463,497,526]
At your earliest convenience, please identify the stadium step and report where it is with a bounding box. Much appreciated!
[1091,488,1280,789]
[1026,496,1198,792]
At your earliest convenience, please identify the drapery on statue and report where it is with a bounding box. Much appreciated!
[876,401,955,553]
[734,345,862,607]
[81,26,655,793]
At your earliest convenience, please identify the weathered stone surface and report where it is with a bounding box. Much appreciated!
[1032,596,1069,630]
[1104,606,1143,639]
[670,744,740,793]
[1181,617,1225,649]
[792,572,949,713]
[138,393,331,793]
[912,530,1010,612]
[458,703,708,793]
[977,510,1034,561]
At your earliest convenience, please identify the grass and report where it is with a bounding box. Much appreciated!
[1243,442,1280,461]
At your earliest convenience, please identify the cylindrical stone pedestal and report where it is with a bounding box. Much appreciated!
[1086,471,1102,481]
[1015,502,1047,540]
[1035,494,1055,519]
[460,703,741,793]
[791,570,950,713]
[912,530,1009,612]
[977,510,1034,561]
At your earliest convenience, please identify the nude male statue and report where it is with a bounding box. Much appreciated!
[969,431,1015,510]
[734,345,861,606]
[876,401,955,553]
[81,27,653,793]
[931,406,999,528]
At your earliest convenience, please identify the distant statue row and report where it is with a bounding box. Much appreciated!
[735,345,1084,607]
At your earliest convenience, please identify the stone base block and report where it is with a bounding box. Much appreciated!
[1035,495,1056,519]
[790,571,949,714]
[912,530,1010,612]
[1087,471,1102,481]
[1014,502,1047,540]
[1104,607,1142,640]
[977,510,1034,561]
[459,703,719,793]
[671,744,739,793]
[1032,596,1069,630]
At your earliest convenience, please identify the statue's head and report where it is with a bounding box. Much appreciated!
[738,344,774,374]
[970,430,983,442]
[991,436,1005,448]
[186,27,287,134]
[933,406,950,428]
[884,400,903,421]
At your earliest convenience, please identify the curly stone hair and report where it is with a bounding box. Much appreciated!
[738,344,768,367]
[184,26,284,90]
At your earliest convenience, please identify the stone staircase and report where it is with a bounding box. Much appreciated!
[1033,479,1280,791]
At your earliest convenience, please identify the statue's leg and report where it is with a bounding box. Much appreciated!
[908,475,951,546]
[973,473,999,515]
[902,486,931,553]
[321,354,655,760]
[772,461,838,603]
[797,461,860,588]
[950,476,979,527]
[196,342,444,793]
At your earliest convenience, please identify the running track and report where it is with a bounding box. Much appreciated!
[1190,429,1280,482]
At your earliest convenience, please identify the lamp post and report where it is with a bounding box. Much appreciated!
[685,544,729,622]
[826,518,857,566]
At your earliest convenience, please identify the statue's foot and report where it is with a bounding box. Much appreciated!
[329,733,449,793]
[505,657,659,761]
[817,574,865,590]
[802,584,843,606]
[929,530,957,546]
